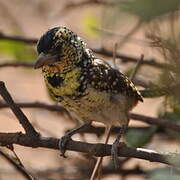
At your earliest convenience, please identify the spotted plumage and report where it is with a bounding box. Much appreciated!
[35,26,143,126]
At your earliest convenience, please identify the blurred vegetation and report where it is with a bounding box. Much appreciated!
[82,12,101,37]
[99,0,180,149]
[159,106,180,139]
[125,126,157,147]
[147,167,180,180]
[0,40,36,61]
[120,0,180,22]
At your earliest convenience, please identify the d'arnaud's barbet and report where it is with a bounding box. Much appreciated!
[34,27,143,164]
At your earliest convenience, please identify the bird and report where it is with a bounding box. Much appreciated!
[34,26,143,166]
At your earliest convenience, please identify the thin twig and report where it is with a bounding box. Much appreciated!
[129,54,144,80]
[0,101,67,112]
[130,113,180,132]
[6,144,25,168]
[90,126,111,180]
[92,27,149,46]
[112,42,118,69]
[0,81,39,137]
[92,47,172,69]
[0,32,37,44]
[0,62,34,68]
[0,149,35,180]
[117,20,143,50]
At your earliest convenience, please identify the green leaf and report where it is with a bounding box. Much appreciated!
[120,0,180,22]
[125,126,157,147]
[0,40,36,62]
[147,167,180,180]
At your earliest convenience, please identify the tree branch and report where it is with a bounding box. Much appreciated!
[0,149,35,180]
[0,81,39,137]
[0,100,66,112]
[130,113,180,132]
[92,47,172,69]
[0,62,34,68]
[0,32,37,44]
[0,132,179,167]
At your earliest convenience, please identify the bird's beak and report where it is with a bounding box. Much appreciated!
[34,52,59,69]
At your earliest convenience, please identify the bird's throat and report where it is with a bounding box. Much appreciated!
[44,66,82,97]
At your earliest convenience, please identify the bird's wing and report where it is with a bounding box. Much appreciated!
[87,58,143,102]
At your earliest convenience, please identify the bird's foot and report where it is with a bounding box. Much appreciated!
[111,140,126,169]
[59,133,72,158]
[58,122,92,158]
[111,125,127,169]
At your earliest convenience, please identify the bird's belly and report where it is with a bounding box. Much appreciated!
[60,88,133,126]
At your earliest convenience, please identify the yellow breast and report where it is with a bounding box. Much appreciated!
[44,67,81,97]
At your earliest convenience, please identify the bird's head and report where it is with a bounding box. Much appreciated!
[34,27,86,72]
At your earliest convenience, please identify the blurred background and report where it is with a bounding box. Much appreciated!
[0,0,180,179]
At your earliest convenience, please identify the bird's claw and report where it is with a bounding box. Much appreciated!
[111,139,119,169]
[59,135,72,158]
[111,141,126,169]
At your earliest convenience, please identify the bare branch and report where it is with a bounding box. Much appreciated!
[0,149,35,180]
[93,27,149,46]
[0,101,66,112]
[0,81,39,137]
[0,32,37,44]
[0,62,34,68]
[130,113,180,132]
[0,132,179,167]
[129,54,144,80]
[92,47,173,69]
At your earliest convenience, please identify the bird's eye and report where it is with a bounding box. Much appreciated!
[53,44,62,53]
